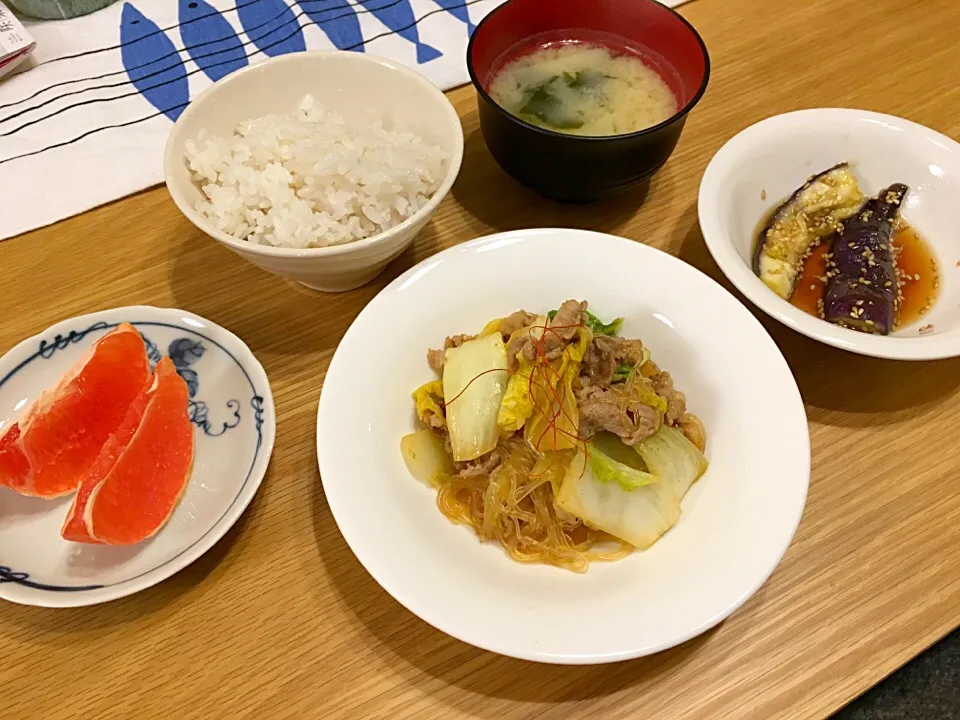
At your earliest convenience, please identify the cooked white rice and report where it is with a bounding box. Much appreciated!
[185,95,447,249]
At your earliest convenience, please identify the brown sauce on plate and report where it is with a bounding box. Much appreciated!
[789,221,939,329]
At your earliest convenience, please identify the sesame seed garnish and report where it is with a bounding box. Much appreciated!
[919,324,934,335]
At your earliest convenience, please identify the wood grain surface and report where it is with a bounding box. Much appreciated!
[2,0,960,718]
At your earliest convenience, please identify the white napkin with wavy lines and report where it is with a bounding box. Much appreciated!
[0,0,688,241]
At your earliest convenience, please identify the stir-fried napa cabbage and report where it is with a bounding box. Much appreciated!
[479,318,504,336]
[401,429,455,487]
[497,353,536,433]
[635,424,708,500]
[554,425,709,548]
[413,380,445,428]
[588,432,650,478]
[442,333,509,462]
[556,440,680,549]
[497,317,547,434]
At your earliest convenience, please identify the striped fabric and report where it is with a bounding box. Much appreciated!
[0,0,685,240]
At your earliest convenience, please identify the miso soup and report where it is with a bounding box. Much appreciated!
[487,43,678,137]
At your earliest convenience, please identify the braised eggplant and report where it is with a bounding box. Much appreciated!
[823,184,907,335]
[754,163,864,298]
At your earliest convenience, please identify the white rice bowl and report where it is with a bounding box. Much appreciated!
[185,96,447,249]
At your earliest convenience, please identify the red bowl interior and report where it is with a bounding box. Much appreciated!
[469,0,708,112]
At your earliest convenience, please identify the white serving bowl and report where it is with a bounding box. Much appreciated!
[164,52,464,293]
[699,108,960,360]
[317,228,809,664]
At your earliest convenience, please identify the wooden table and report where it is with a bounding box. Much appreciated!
[2,0,959,717]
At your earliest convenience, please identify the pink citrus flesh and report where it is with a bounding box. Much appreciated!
[66,357,194,546]
[0,323,149,497]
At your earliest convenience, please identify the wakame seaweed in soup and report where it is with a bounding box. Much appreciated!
[488,44,678,137]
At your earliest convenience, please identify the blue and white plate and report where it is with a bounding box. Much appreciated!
[0,307,275,607]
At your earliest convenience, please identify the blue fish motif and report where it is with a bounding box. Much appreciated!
[120,3,190,122]
[433,0,474,34]
[368,0,442,64]
[238,0,306,57]
[178,0,248,82]
[296,0,364,52]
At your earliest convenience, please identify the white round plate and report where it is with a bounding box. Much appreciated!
[0,307,275,607]
[699,108,960,360]
[317,229,810,664]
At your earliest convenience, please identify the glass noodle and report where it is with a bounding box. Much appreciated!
[437,438,632,573]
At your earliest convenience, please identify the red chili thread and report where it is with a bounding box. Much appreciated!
[439,318,592,481]
[444,366,514,406]
[528,323,587,451]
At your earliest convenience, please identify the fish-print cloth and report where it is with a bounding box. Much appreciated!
[0,0,688,241]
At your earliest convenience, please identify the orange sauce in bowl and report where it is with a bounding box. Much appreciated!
[789,242,830,318]
[788,221,939,330]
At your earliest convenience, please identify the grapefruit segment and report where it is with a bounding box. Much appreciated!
[0,423,30,491]
[0,323,150,497]
[61,378,155,543]
[65,357,194,546]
